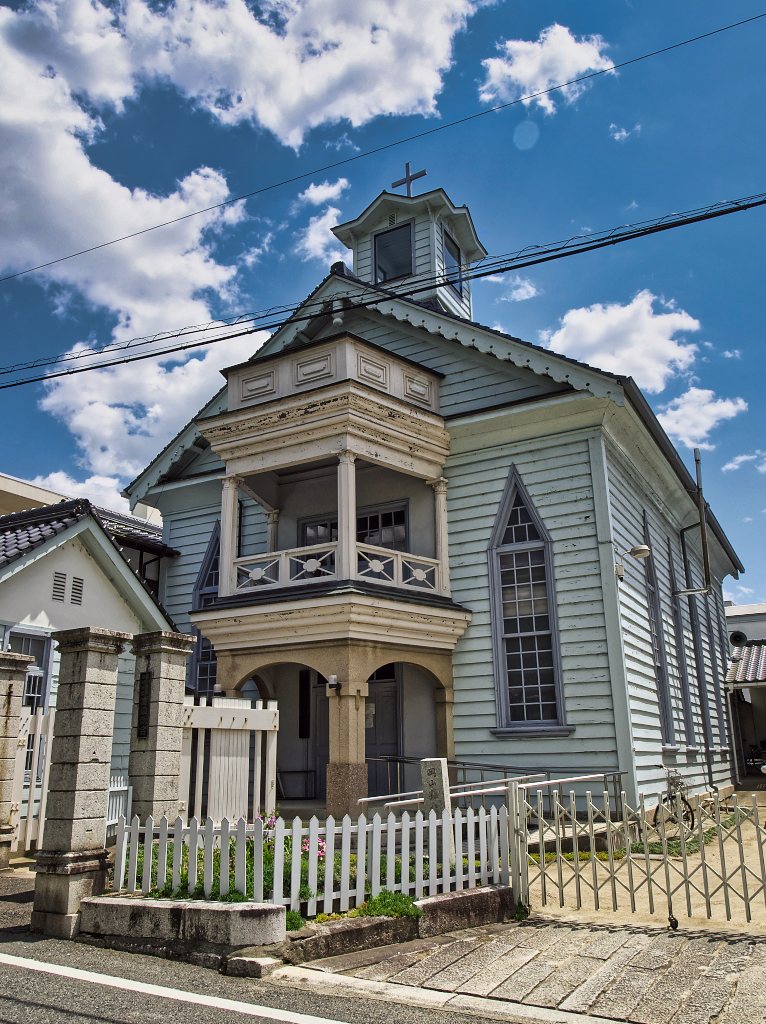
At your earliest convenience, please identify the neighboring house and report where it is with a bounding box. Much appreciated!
[725,603,766,779]
[0,498,177,772]
[126,184,742,816]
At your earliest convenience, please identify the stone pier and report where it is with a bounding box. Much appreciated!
[129,630,195,821]
[31,627,130,938]
[0,651,33,872]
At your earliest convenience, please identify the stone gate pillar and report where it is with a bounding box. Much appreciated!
[31,627,130,938]
[129,630,195,821]
[0,651,33,872]
[326,675,368,819]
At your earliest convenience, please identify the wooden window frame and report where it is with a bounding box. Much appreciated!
[442,229,463,297]
[298,499,410,552]
[488,466,571,736]
[373,220,415,284]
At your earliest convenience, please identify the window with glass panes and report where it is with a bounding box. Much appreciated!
[493,487,559,724]
[301,505,407,551]
[443,231,463,296]
[192,531,220,697]
[374,223,413,283]
[7,631,50,711]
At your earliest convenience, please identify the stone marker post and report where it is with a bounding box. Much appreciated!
[31,627,131,938]
[0,652,33,872]
[420,757,452,816]
[129,630,195,821]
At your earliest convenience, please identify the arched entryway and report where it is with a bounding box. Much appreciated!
[214,642,454,816]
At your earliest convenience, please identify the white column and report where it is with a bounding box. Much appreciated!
[337,451,357,580]
[219,475,240,597]
[431,476,450,596]
[265,509,280,553]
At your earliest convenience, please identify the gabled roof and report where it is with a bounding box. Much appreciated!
[0,501,88,570]
[128,265,742,576]
[727,641,766,685]
[0,499,177,629]
[332,188,487,263]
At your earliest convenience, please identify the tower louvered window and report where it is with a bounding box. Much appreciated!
[51,571,66,602]
[489,469,564,729]
[70,576,84,605]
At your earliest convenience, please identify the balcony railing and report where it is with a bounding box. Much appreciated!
[233,542,441,595]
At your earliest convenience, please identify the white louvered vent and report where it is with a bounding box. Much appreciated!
[70,576,84,606]
[52,572,66,602]
[388,213,397,227]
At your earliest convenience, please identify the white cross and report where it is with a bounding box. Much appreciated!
[391,161,427,197]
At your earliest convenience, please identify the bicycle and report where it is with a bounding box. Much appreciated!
[652,765,695,839]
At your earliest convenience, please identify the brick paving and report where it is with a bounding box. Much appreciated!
[307,919,766,1023]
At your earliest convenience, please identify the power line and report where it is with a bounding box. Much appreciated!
[3,189,764,379]
[1,11,764,286]
[1,188,764,391]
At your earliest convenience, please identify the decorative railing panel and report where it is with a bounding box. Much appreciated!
[234,543,337,591]
[356,543,440,593]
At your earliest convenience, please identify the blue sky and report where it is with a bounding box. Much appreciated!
[1,0,764,601]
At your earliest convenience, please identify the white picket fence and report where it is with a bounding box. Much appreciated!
[10,708,132,852]
[113,805,510,913]
[180,697,278,822]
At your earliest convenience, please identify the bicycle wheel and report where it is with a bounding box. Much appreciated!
[652,796,695,840]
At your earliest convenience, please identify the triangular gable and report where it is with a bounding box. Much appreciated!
[0,515,175,632]
[254,271,624,403]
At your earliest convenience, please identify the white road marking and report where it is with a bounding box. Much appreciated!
[0,951,348,1024]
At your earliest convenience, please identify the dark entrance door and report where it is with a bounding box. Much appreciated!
[366,665,401,797]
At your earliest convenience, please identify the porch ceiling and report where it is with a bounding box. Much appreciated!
[197,379,450,480]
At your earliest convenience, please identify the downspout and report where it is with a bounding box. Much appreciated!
[676,449,717,793]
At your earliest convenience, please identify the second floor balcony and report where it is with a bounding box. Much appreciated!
[198,332,452,604]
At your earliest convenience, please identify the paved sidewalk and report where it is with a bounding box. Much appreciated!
[276,918,766,1024]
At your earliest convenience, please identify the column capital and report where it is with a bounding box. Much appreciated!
[429,476,448,494]
[131,630,196,658]
[52,627,132,657]
[265,508,281,524]
[0,651,35,674]
[338,450,357,465]
[222,474,242,489]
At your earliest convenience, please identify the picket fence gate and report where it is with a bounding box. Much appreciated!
[113,805,510,913]
[180,697,278,822]
[10,708,132,852]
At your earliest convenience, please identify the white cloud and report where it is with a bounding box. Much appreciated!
[744,516,753,523]
[657,387,747,450]
[486,273,540,302]
[609,122,641,142]
[241,231,275,267]
[0,0,484,490]
[722,348,742,359]
[28,471,130,513]
[324,132,360,152]
[543,289,699,393]
[295,206,347,265]
[722,452,762,472]
[128,0,479,148]
[502,275,540,302]
[296,178,350,206]
[480,24,614,114]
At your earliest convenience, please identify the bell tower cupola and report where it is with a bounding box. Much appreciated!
[332,165,487,321]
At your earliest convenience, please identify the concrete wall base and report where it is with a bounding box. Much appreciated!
[32,849,108,927]
[0,828,13,873]
[30,910,81,939]
[79,897,286,949]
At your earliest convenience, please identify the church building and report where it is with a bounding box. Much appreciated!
[126,175,742,817]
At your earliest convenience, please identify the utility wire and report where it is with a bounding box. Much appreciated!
[3,190,764,378]
[1,188,764,391]
[0,11,764,286]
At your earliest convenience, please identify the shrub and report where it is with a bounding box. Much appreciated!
[285,910,305,931]
[349,890,421,920]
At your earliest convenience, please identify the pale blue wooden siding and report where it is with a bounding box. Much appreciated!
[162,503,222,633]
[238,497,268,558]
[315,311,567,416]
[605,445,730,797]
[446,432,618,771]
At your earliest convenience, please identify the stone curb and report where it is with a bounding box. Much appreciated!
[270,964,627,1024]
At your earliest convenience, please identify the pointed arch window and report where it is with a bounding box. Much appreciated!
[489,468,568,732]
[191,523,220,698]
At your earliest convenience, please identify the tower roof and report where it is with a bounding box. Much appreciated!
[332,188,487,263]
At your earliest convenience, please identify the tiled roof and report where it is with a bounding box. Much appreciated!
[727,641,766,685]
[0,500,91,570]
